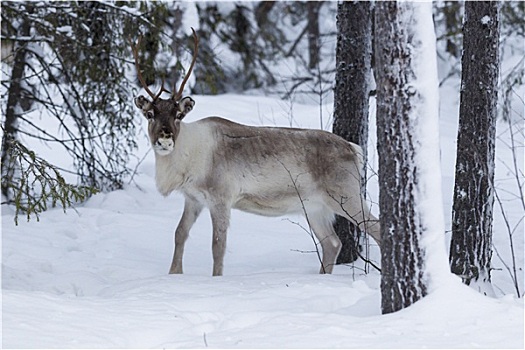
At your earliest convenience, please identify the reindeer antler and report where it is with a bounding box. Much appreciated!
[130,36,170,101]
[172,27,199,101]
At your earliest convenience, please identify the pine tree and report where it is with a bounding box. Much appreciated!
[332,0,373,264]
[375,1,445,314]
[449,1,500,295]
[1,1,168,220]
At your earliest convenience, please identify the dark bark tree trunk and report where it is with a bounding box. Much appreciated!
[332,1,373,264]
[1,7,32,199]
[306,1,323,70]
[375,1,441,314]
[442,1,463,58]
[449,1,500,294]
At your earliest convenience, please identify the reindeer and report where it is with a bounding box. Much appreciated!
[131,28,381,276]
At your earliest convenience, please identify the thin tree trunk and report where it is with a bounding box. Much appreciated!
[1,9,32,199]
[307,1,322,70]
[450,1,500,295]
[332,0,373,264]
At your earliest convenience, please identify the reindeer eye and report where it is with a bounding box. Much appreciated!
[146,110,154,119]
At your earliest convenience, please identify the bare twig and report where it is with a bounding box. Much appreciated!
[277,160,325,273]
[494,188,522,297]
[127,148,152,185]
[203,332,208,348]
[326,192,381,273]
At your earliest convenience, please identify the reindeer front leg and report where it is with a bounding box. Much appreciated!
[209,203,231,276]
[169,198,203,274]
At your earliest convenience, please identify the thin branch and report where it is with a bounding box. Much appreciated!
[277,159,325,273]
[494,188,522,297]
[127,148,152,186]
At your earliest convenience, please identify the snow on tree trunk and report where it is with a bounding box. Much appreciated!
[332,1,373,264]
[449,1,500,296]
[375,1,449,314]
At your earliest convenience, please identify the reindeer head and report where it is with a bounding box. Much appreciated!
[131,28,199,156]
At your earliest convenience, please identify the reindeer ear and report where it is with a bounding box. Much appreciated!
[134,95,154,119]
[134,95,150,109]
[177,97,195,120]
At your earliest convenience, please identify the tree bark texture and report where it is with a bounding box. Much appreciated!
[1,7,32,199]
[332,1,373,264]
[449,1,500,291]
[375,1,428,315]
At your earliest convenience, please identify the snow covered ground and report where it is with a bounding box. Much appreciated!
[2,93,524,347]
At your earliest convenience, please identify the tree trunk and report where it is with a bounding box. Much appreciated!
[449,1,500,295]
[306,1,322,70]
[1,7,32,199]
[332,0,373,264]
[375,1,444,314]
[443,1,463,58]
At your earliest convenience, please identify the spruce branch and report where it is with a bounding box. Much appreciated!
[1,139,98,225]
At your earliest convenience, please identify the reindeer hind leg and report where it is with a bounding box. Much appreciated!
[307,210,341,274]
[324,192,381,248]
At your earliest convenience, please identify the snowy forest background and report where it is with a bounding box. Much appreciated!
[1,1,524,348]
